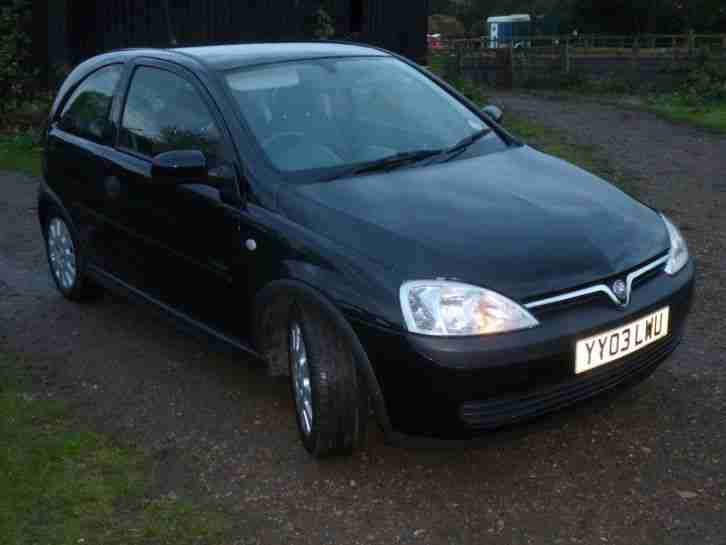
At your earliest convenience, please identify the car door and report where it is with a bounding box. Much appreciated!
[45,64,125,263]
[101,60,244,337]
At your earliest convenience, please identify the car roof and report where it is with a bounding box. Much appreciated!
[54,42,393,116]
[172,42,390,71]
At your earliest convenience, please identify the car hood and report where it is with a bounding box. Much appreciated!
[280,146,669,301]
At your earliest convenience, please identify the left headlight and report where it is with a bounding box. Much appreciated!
[661,214,689,275]
[400,281,539,336]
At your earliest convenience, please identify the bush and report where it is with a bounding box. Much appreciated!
[308,7,335,40]
[520,68,592,92]
[429,14,466,36]
[678,57,726,106]
[447,76,488,105]
[0,0,37,116]
[573,73,639,95]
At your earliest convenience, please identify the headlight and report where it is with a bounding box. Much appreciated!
[400,281,539,336]
[661,214,689,275]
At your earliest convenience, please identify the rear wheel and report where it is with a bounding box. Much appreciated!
[44,213,98,301]
[288,304,368,457]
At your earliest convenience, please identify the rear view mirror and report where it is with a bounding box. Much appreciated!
[482,105,504,124]
[151,150,207,183]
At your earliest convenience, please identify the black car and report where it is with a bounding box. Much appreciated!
[39,42,694,457]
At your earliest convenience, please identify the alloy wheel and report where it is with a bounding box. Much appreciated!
[47,218,77,291]
[290,321,314,436]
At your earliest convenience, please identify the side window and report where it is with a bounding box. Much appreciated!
[58,65,122,143]
[119,67,223,161]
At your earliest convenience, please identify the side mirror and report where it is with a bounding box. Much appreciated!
[482,105,504,124]
[151,150,207,184]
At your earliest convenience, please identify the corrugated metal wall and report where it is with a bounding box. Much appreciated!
[58,0,427,64]
[363,0,429,61]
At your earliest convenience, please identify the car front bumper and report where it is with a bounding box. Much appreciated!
[351,260,695,440]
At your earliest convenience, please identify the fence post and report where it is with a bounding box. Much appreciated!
[563,40,571,75]
[631,37,640,83]
[722,34,726,51]
[456,44,464,81]
[632,37,640,65]
[688,30,695,58]
[495,46,513,90]
[672,36,677,60]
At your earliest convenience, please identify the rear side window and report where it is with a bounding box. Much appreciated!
[119,67,223,160]
[58,65,122,143]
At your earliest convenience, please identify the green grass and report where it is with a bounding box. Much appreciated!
[645,96,726,133]
[511,87,726,134]
[504,113,620,182]
[0,352,231,545]
[0,133,42,176]
[437,75,617,181]
[437,76,623,186]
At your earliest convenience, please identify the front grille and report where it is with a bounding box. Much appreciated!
[460,334,680,431]
[525,253,669,315]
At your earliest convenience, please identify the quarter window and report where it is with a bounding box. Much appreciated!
[119,67,223,160]
[58,65,122,143]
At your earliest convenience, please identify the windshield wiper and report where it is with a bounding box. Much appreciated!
[438,128,492,162]
[323,149,443,182]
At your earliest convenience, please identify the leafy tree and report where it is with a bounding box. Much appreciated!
[429,14,467,35]
[0,0,36,115]
[429,0,726,34]
[430,0,458,13]
[309,7,335,39]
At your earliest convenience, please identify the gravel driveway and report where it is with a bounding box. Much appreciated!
[1,95,725,544]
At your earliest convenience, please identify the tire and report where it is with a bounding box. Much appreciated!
[288,303,369,457]
[43,209,99,301]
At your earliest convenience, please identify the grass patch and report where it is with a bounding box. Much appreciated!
[439,74,611,177]
[0,133,42,176]
[646,96,726,133]
[505,88,726,135]
[0,352,232,545]
[505,113,619,182]
[441,76,621,184]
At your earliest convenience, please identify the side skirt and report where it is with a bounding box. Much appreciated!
[88,265,265,364]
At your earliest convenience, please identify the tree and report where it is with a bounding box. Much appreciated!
[429,14,467,35]
[428,0,726,34]
[672,0,726,32]
[430,0,458,13]
[0,0,36,115]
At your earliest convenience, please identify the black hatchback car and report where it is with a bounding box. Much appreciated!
[40,42,694,457]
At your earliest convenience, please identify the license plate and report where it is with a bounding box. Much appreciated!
[575,307,670,374]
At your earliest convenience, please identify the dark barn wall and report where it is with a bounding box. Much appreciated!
[363,0,429,63]
[38,0,428,67]
[65,0,326,60]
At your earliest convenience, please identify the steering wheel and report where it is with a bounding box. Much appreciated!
[262,132,306,156]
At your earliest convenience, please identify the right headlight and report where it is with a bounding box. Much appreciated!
[661,214,689,275]
[400,280,539,336]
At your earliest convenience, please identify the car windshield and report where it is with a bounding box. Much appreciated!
[224,57,503,180]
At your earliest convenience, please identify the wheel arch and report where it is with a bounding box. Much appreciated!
[252,279,394,439]
[37,183,76,237]
[37,192,56,235]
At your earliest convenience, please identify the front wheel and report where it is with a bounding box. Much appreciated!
[288,304,369,457]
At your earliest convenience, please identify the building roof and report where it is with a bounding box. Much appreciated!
[173,42,389,71]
